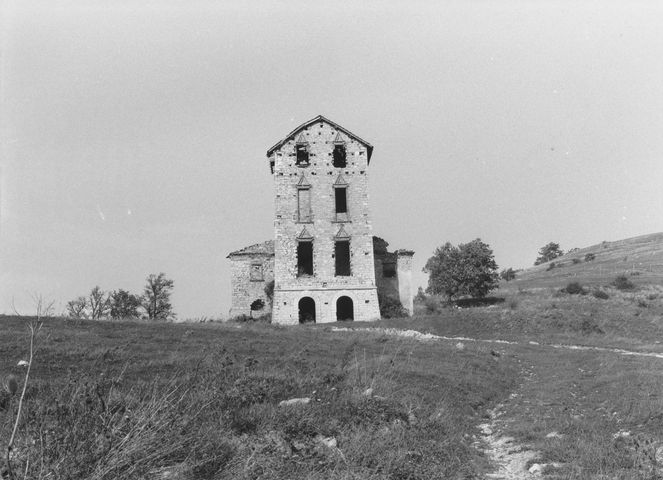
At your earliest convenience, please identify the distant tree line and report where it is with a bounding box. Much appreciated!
[66,273,175,321]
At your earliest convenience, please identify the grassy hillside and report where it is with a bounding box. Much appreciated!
[0,316,515,479]
[505,232,663,291]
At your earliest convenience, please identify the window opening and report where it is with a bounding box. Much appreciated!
[333,144,346,168]
[335,241,351,276]
[297,241,313,276]
[297,188,312,222]
[298,297,316,323]
[335,187,347,214]
[336,296,354,321]
[250,263,264,281]
[296,145,309,166]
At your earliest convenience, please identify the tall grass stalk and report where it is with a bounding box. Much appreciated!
[6,296,49,480]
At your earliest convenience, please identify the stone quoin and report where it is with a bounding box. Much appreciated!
[227,115,414,324]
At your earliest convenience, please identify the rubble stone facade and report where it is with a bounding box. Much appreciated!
[228,115,414,324]
[227,241,275,319]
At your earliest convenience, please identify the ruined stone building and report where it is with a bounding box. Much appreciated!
[228,115,413,324]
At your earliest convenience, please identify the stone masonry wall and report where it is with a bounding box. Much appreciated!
[396,251,414,315]
[228,254,274,318]
[270,119,380,323]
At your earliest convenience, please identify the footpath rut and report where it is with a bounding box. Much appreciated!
[331,326,663,479]
[330,326,663,360]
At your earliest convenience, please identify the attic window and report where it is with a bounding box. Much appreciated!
[296,145,309,166]
[333,144,346,168]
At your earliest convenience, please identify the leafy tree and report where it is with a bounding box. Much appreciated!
[66,296,88,319]
[534,242,564,265]
[500,268,516,282]
[89,286,110,320]
[109,289,142,319]
[423,239,499,300]
[142,273,175,321]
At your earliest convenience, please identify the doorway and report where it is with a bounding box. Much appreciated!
[336,296,354,321]
[298,297,316,323]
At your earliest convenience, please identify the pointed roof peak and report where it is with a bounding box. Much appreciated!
[266,115,374,163]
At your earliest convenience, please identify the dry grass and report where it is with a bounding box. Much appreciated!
[497,346,663,479]
[397,284,663,352]
[505,232,663,291]
[0,316,516,479]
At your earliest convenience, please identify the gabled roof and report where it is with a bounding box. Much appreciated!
[266,115,374,163]
[227,240,274,258]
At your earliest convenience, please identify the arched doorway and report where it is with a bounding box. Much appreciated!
[298,297,316,323]
[336,296,354,321]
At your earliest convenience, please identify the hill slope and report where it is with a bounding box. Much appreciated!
[506,232,663,290]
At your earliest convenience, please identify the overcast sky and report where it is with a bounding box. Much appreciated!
[2,0,662,319]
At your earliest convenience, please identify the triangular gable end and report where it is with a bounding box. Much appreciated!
[335,225,350,240]
[334,174,347,186]
[266,115,374,163]
[297,173,311,187]
[298,227,313,240]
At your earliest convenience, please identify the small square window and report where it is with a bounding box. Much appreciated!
[250,263,264,281]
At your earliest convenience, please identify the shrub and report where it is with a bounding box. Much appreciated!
[546,262,556,271]
[612,275,635,291]
[578,318,604,335]
[378,293,408,318]
[535,242,564,265]
[592,289,609,300]
[636,297,649,308]
[500,268,517,281]
[572,258,582,265]
[585,253,596,262]
[564,282,585,295]
[423,296,441,314]
[414,286,427,302]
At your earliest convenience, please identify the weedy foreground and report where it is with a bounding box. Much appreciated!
[0,316,515,479]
